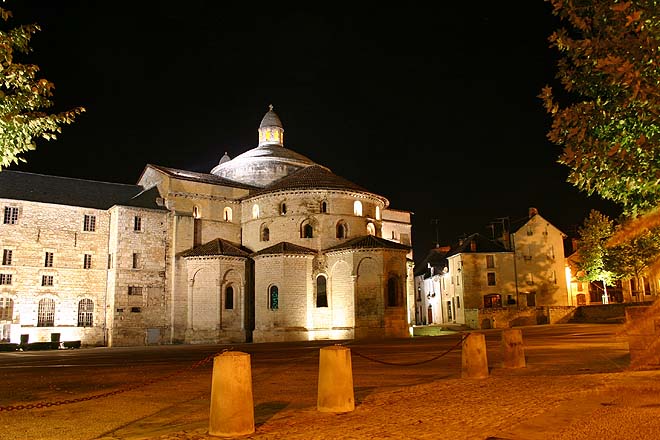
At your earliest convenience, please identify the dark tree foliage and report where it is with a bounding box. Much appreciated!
[0,7,84,170]
[540,0,660,217]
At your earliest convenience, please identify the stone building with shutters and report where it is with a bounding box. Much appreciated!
[0,106,413,346]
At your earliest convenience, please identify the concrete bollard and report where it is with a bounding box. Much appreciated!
[208,351,254,437]
[317,345,355,413]
[461,332,489,379]
[501,328,526,368]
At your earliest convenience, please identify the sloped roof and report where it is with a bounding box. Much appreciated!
[325,235,411,253]
[251,241,317,257]
[251,164,384,199]
[0,170,158,210]
[413,246,450,277]
[446,233,509,257]
[510,210,567,237]
[144,164,257,190]
[179,238,252,258]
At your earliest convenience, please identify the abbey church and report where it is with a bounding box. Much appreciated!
[0,107,414,346]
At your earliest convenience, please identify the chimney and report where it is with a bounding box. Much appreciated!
[529,207,538,218]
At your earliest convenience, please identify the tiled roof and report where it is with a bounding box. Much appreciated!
[145,164,257,190]
[251,241,317,257]
[254,165,373,195]
[0,170,161,210]
[413,246,450,277]
[446,233,508,257]
[325,235,411,252]
[179,238,252,258]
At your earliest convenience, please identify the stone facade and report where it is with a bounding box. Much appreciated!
[0,107,413,346]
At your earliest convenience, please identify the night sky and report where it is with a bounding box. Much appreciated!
[5,1,622,264]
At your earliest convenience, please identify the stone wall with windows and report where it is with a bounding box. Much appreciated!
[0,199,108,345]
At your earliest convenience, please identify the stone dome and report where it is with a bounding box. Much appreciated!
[210,106,321,188]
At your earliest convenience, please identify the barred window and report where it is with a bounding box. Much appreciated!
[3,207,18,225]
[42,275,54,286]
[77,299,94,327]
[83,215,96,232]
[83,254,92,269]
[37,298,55,327]
[128,286,143,296]
[44,252,54,268]
[0,274,12,285]
[0,297,13,321]
[2,249,12,266]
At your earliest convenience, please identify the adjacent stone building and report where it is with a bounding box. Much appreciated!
[0,106,413,346]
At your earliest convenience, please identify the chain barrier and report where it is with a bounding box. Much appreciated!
[0,348,233,412]
[348,333,469,367]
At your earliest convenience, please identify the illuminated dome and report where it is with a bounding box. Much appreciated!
[210,105,322,188]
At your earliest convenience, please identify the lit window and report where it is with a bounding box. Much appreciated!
[44,252,54,268]
[252,204,260,219]
[0,274,12,285]
[83,215,96,232]
[77,299,94,327]
[269,285,279,310]
[41,275,53,286]
[2,249,12,266]
[366,223,375,236]
[83,254,92,269]
[0,297,14,321]
[37,298,55,326]
[316,276,328,308]
[3,207,18,225]
[375,206,381,220]
[225,286,234,310]
[223,207,233,222]
[484,293,501,308]
[353,201,363,216]
[134,216,142,232]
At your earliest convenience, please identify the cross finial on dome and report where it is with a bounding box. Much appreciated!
[269,104,274,111]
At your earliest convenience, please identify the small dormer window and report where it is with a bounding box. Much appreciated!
[354,200,363,216]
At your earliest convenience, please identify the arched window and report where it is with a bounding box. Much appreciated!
[193,206,202,246]
[223,207,233,222]
[375,205,381,220]
[77,298,94,327]
[316,276,328,308]
[261,225,270,242]
[225,286,234,310]
[269,285,279,310]
[366,222,376,236]
[280,202,287,215]
[192,206,201,219]
[353,200,363,216]
[252,204,260,219]
[336,221,347,239]
[303,223,313,238]
[387,277,399,307]
[320,201,327,213]
[38,298,55,327]
[0,297,14,321]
